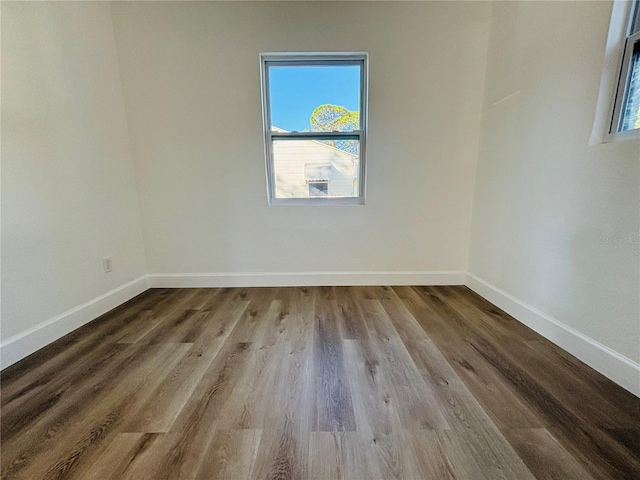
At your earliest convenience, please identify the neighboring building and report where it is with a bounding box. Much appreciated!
[272,127,358,199]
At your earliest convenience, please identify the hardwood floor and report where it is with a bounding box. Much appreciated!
[1,286,639,479]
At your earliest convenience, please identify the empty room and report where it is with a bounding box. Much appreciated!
[2,0,639,479]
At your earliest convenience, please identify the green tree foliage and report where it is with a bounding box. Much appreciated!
[310,104,360,155]
[310,104,359,132]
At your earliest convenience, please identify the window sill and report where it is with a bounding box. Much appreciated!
[603,128,640,143]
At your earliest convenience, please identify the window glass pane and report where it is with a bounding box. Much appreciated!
[272,138,359,199]
[308,182,328,197]
[621,41,640,131]
[268,65,361,133]
[631,0,640,34]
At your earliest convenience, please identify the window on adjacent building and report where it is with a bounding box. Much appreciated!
[260,53,367,205]
[308,182,329,197]
[610,0,640,134]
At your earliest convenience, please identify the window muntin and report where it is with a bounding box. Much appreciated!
[610,0,640,135]
[261,53,367,205]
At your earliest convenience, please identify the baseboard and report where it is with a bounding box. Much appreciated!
[0,275,150,369]
[148,271,467,288]
[465,272,640,397]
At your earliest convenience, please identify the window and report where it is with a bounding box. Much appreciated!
[308,182,329,197]
[610,0,640,136]
[260,53,367,205]
[305,163,331,197]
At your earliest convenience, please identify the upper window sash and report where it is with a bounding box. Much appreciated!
[610,29,640,134]
[262,55,367,134]
[631,0,640,35]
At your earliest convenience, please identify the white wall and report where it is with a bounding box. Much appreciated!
[110,1,490,277]
[1,3,147,356]
[468,0,640,381]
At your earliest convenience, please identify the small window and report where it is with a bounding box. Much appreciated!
[260,53,367,205]
[308,182,329,197]
[610,0,640,134]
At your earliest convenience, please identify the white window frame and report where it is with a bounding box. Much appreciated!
[607,0,640,142]
[260,52,368,206]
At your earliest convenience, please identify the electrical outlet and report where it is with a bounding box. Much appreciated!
[102,257,113,273]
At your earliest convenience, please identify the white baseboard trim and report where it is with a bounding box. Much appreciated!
[148,271,467,288]
[0,275,150,370]
[465,272,640,397]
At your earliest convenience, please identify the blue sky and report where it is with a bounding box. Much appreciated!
[269,65,360,131]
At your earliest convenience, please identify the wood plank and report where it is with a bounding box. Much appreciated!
[433,286,640,429]
[78,433,162,480]
[342,340,423,479]
[406,430,461,479]
[1,341,165,477]
[283,286,316,350]
[370,336,450,431]
[380,299,535,479]
[411,287,640,479]
[121,301,248,433]
[115,309,167,344]
[503,428,596,480]
[342,339,398,439]
[120,341,256,480]
[391,291,544,429]
[0,289,169,410]
[4,342,191,480]
[215,302,293,430]
[308,431,344,480]
[313,296,357,432]
[250,335,314,479]
[333,296,368,340]
[195,429,262,480]
[250,410,307,480]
